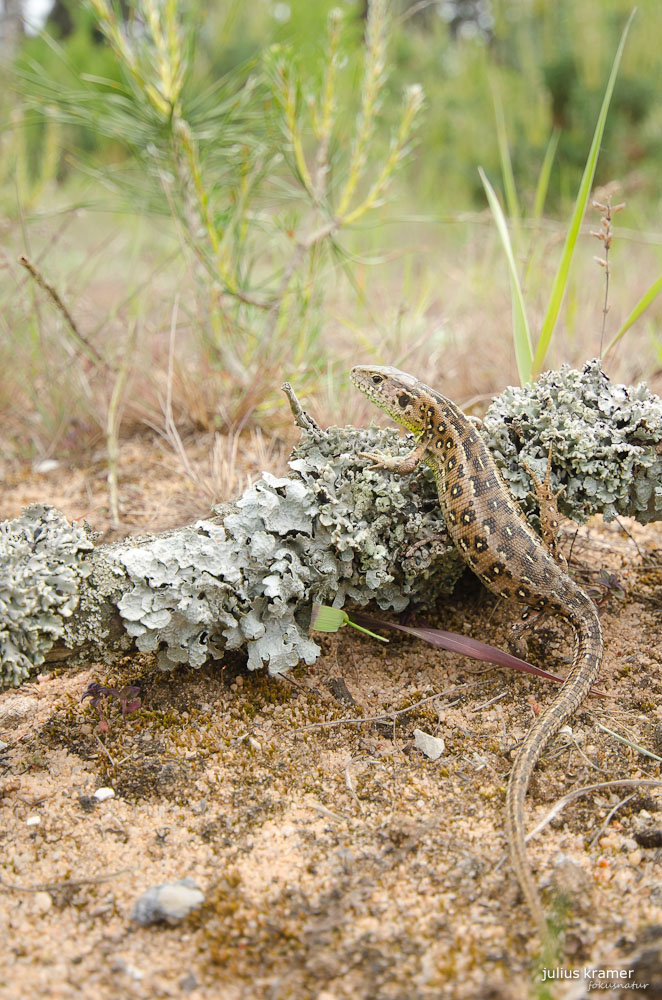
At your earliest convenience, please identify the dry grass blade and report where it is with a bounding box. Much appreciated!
[350,611,608,696]
[524,779,662,846]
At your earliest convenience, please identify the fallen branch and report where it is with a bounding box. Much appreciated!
[1,361,661,689]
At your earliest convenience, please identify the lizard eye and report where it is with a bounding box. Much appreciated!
[371,375,383,385]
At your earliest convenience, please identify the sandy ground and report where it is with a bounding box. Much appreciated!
[1,434,662,1000]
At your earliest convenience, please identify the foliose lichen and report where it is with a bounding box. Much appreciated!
[0,505,94,687]
[112,427,463,677]
[482,360,662,523]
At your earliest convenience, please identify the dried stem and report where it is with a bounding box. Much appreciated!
[18,256,108,370]
[107,320,139,528]
[591,192,625,357]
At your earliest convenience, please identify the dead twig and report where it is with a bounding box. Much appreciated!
[526,778,662,846]
[18,255,108,370]
[0,868,133,893]
[494,778,662,871]
[275,685,470,737]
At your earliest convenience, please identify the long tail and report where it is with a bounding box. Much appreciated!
[505,598,603,937]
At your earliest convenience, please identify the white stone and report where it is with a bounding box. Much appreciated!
[131,878,205,926]
[93,787,115,801]
[34,891,52,913]
[413,729,445,761]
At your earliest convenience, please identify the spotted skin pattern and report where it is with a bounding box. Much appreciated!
[351,365,603,937]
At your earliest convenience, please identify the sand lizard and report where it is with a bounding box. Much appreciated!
[351,364,603,937]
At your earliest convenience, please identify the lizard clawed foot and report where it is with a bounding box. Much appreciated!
[521,442,567,568]
[357,450,386,468]
[356,451,405,472]
[357,438,429,476]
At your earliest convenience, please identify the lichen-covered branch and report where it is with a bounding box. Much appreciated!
[1,361,661,689]
[482,361,662,524]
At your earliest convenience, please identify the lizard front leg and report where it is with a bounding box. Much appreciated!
[358,436,430,476]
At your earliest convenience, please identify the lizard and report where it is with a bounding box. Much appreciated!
[350,364,603,939]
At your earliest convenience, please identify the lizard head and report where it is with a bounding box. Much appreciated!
[350,365,425,434]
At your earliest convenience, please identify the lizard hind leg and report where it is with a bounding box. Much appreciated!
[521,442,567,569]
[508,607,550,659]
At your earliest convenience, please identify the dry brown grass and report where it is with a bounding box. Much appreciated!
[2,183,661,524]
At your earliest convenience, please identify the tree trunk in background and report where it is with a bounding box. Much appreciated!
[1,0,24,61]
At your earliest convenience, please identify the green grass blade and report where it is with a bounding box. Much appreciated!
[479,166,532,383]
[492,83,521,224]
[533,127,560,223]
[596,722,662,762]
[531,10,636,376]
[604,274,662,357]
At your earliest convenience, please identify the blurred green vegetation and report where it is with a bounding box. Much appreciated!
[2,0,661,470]
[9,0,662,212]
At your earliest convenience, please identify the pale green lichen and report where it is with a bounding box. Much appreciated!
[111,435,462,676]
[0,505,94,687]
[482,360,662,524]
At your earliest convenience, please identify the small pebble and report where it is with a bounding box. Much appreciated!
[93,787,115,802]
[413,729,445,761]
[110,958,143,980]
[612,867,635,890]
[0,696,38,728]
[130,878,205,926]
[33,459,61,473]
[26,815,41,827]
[34,891,52,914]
[179,971,199,993]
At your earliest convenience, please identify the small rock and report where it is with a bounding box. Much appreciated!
[110,958,143,980]
[0,696,38,729]
[633,818,662,849]
[93,787,115,802]
[650,883,662,906]
[179,971,199,993]
[612,867,636,891]
[413,729,445,760]
[0,740,9,752]
[26,815,41,827]
[33,459,61,474]
[130,878,204,926]
[549,854,590,891]
[33,891,52,914]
